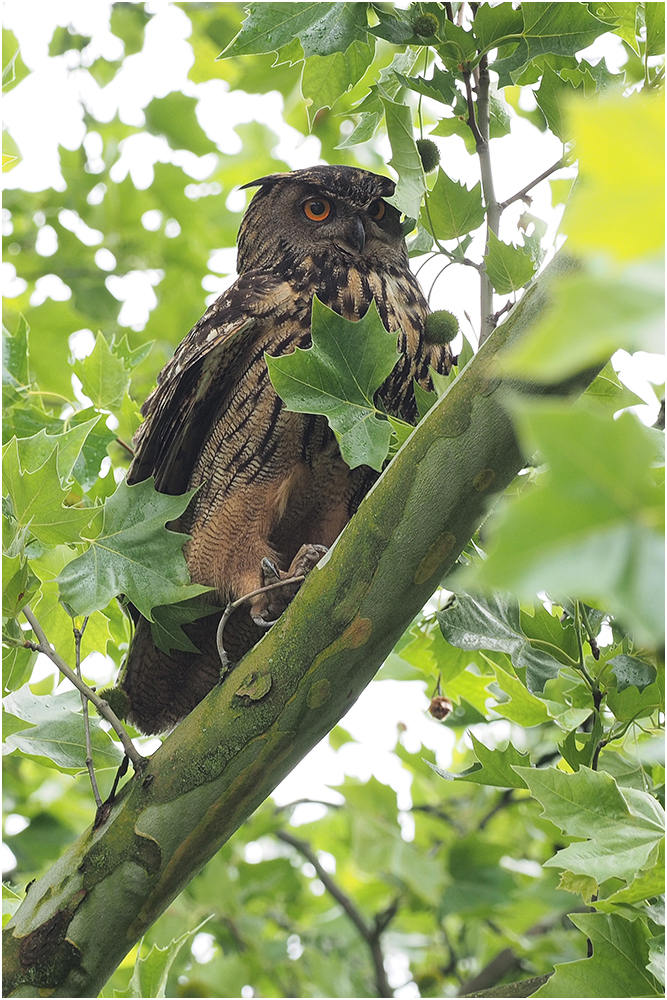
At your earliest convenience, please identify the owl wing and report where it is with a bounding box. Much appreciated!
[128,271,297,494]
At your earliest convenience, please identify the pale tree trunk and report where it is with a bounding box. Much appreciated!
[3,254,594,998]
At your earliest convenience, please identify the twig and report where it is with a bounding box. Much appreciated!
[275,797,342,813]
[215,574,305,670]
[21,605,144,769]
[498,157,567,211]
[73,617,102,809]
[468,51,500,347]
[115,437,135,457]
[276,829,396,998]
[478,788,515,830]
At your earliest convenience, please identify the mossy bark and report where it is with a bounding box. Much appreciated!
[3,254,595,998]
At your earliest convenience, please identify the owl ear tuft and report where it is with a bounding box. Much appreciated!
[239,173,293,190]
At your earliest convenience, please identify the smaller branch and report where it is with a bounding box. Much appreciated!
[445,3,454,22]
[216,574,305,671]
[478,788,514,830]
[74,617,102,810]
[276,829,395,998]
[115,437,135,457]
[21,606,144,769]
[463,70,485,148]
[498,157,567,212]
[411,803,466,834]
[275,797,342,813]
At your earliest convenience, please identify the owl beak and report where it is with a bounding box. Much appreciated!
[346,215,366,253]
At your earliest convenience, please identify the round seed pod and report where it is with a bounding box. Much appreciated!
[428,695,453,720]
[416,138,441,173]
[98,686,130,721]
[424,309,459,345]
[412,12,440,37]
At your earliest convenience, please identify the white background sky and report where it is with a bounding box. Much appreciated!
[2,3,664,936]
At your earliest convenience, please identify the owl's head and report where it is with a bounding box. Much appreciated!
[236,165,407,274]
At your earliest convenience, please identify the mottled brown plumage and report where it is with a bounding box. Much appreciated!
[121,165,452,734]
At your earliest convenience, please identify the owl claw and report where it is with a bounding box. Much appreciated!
[260,557,281,587]
[250,612,280,630]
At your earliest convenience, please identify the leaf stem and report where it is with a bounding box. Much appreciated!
[21,605,145,769]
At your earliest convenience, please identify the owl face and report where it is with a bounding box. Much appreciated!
[236,165,408,274]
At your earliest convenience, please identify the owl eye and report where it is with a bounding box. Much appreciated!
[369,199,386,221]
[303,198,332,221]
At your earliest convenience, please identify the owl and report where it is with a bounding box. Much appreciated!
[120,165,452,734]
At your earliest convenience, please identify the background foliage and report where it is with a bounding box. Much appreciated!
[2,3,664,998]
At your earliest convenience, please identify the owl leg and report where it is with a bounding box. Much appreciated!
[251,544,327,627]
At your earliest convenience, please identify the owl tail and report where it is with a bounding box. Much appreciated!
[120,607,267,735]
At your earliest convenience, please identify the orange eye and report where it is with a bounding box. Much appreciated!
[369,199,386,220]
[303,198,332,221]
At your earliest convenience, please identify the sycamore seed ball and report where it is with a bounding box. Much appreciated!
[412,12,439,37]
[416,138,441,173]
[425,310,459,345]
[99,686,130,721]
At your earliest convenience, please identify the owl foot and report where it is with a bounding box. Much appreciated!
[250,544,328,627]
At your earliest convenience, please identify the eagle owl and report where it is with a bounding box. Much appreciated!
[121,165,452,734]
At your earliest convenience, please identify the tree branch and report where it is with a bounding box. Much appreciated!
[21,606,144,769]
[4,254,599,998]
[276,830,395,998]
[498,158,567,212]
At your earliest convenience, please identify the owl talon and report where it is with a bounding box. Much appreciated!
[250,613,280,630]
[260,557,281,587]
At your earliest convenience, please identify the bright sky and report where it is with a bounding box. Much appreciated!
[2,2,664,902]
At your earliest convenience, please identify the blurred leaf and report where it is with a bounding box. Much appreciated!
[470,404,665,646]
[57,477,210,620]
[497,260,664,381]
[119,918,212,999]
[110,2,151,55]
[564,94,664,261]
[2,316,29,389]
[144,92,217,157]
[266,297,399,471]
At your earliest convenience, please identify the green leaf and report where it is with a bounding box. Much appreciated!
[432,732,529,787]
[437,593,570,693]
[302,40,374,124]
[422,168,486,242]
[606,679,664,723]
[609,654,658,693]
[557,869,598,903]
[150,597,220,656]
[2,316,29,390]
[533,63,574,141]
[558,712,603,771]
[472,3,524,53]
[2,439,96,545]
[381,97,427,220]
[470,404,665,647]
[2,618,37,693]
[430,112,476,154]
[645,2,666,57]
[533,911,663,998]
[74,333,131,411]
[121,919,212,999]
[2,555,39,618]
[583,362,645,414]
[489,659,552,726]
[515,765,665,883]
[222,3,368,59]
[14,416,104,484]
[266,297,399,472]
[394,67,457,107]
[144,92,217,157]
[484,231,537,294]
[493,3,614,85]
[109,1,150,55]
[604,845,666,905]
[56,477,210,621]
[3,686,123,772]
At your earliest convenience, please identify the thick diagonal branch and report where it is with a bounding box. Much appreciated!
[4,254,597,999]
